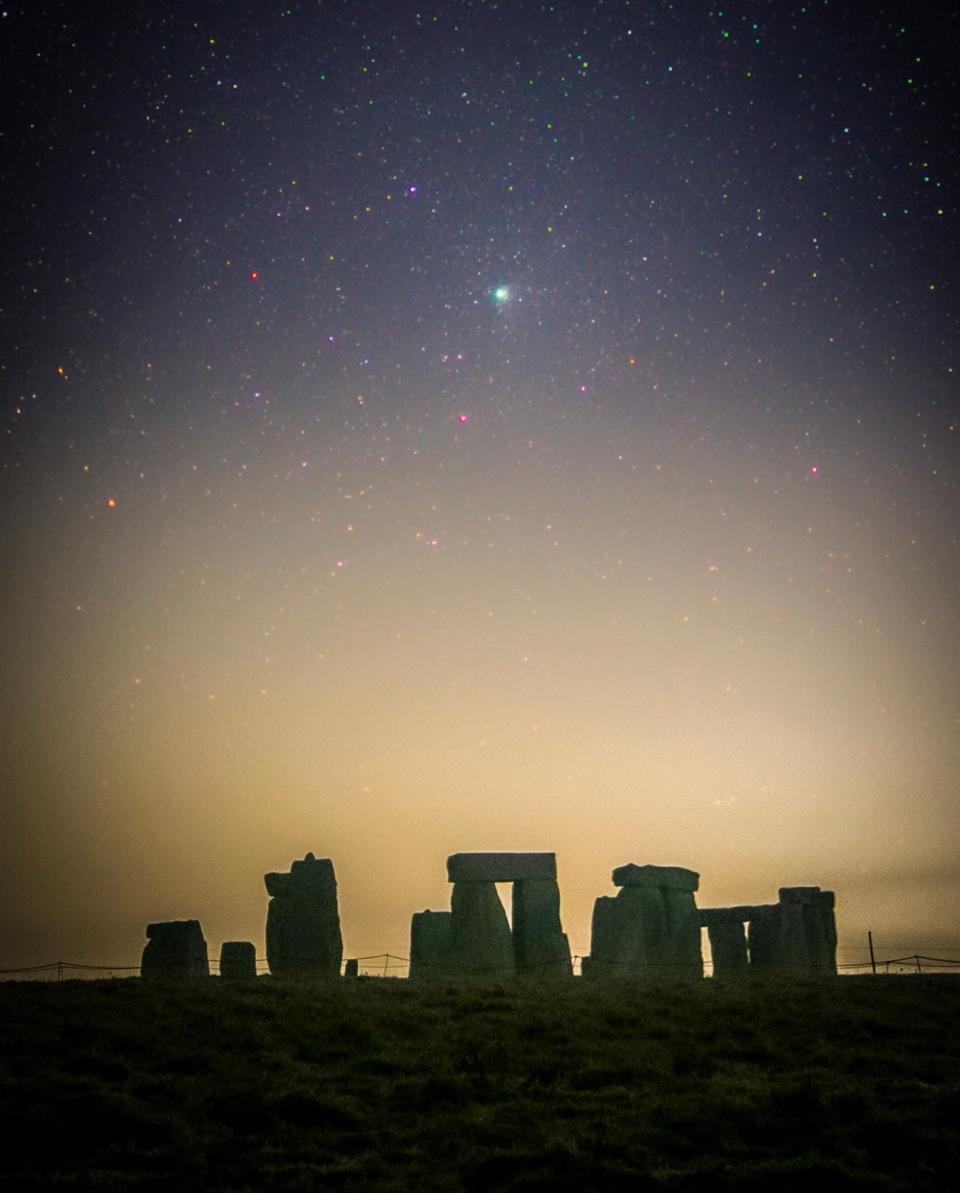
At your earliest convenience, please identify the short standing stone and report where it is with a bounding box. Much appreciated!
[219,940,256,979]
[264,852,343,977]
[141,920,209,978]
[447,852,557,883]
[409,909,454,980]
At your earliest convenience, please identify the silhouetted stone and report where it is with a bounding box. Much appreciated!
[409,909,454,980]
[264,872,290,898]
[344,958,359,978]
[447,852,557,883]
[264,852,343,977]
[219,940,256,979]
[699,904,776,926]
[777,887,838,975]
[707,920,749,977]
[512,879,572,977]
[141,920,209,978]
[449,881,515,976]
[660,888,704,977]
[586,865,703,980]
[582,896,628,978]
[612,863,699,892]
[745,906,780,968]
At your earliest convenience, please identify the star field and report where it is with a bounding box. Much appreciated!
[0,1,957,966]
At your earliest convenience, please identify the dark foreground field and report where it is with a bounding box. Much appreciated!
[1,976,958,1191]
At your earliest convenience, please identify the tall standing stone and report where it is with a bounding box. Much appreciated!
[706,920,750,977]
[264,852,343,977]
[449,881,515,977]
[777,887,838,975]
[512,879,572,977]
[141,920,209,978]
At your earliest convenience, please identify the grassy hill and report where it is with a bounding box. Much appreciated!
[1,975,957,1190]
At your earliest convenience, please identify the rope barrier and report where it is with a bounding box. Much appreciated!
[2,950,958,980]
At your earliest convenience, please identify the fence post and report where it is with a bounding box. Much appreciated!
[57,961,63,982]
[868,931,876,975]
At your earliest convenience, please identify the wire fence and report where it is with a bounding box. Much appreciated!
[2,948,959,982]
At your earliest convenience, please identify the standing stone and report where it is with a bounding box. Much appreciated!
[512,879,572,977]
[409,909,454,980]
[264,852,343,977]
[582,895,630,978]
[449,881,515,977]
[707,920,749,977]
[778,887,838,975]
[660,888,704,977]
[141,920,209,978]
[746,906,780,969]
[219,940,256,979]
[586,864,703,980]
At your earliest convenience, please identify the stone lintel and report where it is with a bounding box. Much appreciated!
[779,886,824,905]
[699,904,777,926]
[146,919,203,939]
[447,852,557,883]
[612,863,699,892]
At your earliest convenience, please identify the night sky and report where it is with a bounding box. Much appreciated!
[2,1,957,971]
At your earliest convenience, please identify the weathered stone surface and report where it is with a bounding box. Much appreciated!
[264,852,343,977]
[582,896,628,978]
[447,852,557,883]
[612,863,699,892]
[512,879,572,978]
[587,879,702,980]
[745,889,837,976]
[409,909,454,980]
[141,920,209,978]
[586,887,662,978]
[660,889,704,977]
[449,881,515,976]
[219,940,256,979]
[708,920,749,977]
[699,904,777,926]
[780,888,837,975]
